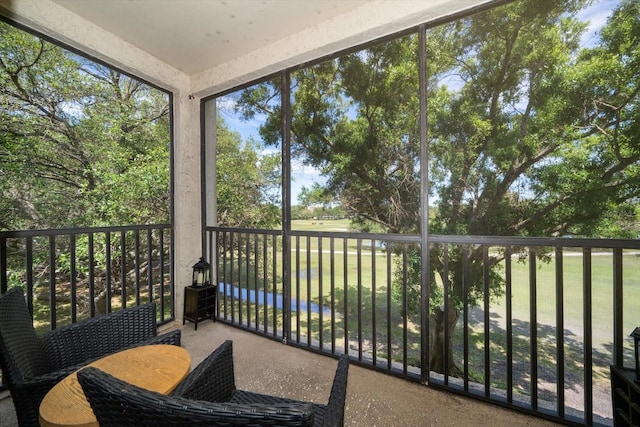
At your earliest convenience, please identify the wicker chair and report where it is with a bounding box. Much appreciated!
[78,340,349,426]
[0,286,182,427]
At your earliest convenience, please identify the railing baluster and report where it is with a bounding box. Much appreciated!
[70,233,77,323]
[48,235,56,330]
[261,233,268,335]
[271,233,277,336]
[462,244,469,391]
[613,248,624,367]
[295,235,301,343]
[88,233,95,317]
[386,239,392,371]
[555,246,565,418]
[253,232,259,331]
[135,230,141,305]
[402,243,408,375]
[583,247,593,426]
[246,232,252,328]
[106,231,112,312]
[244,233,250,328]
[229,233,242,325]
[146,228,152,304]
[483,245,490,397]
[357,239,363,361]
[120,230,126,308]
[221,231,228,320]
[159,228,165,321]
[238,233,244,326]
[443,243,450,386]
[371,238,377,366]
[529,247,538,410]
[330,237,336,354]
[343,237,349,356]
[306,235,311,347]
[26,237,34,315]
[318,236,324,350]
[505,246,513,404]
[0,225,172,321]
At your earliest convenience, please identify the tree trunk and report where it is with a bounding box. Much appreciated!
[428,306,461,375]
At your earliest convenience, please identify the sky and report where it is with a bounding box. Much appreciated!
[577,0,619,47]
[217,0,620,206]
[217,95,327,205]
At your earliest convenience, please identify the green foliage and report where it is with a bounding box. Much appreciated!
[298,183,329,209]
[233,0,640,320]
[215,117,281,229]
[236,36,421,234]
[0,22,170,231]
[408,0,639,313]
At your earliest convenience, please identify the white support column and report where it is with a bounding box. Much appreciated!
[173,92,202,322]
[204,100,217,229]
[203,100,217,283]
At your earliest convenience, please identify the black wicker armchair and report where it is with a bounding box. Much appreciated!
[0,286,181,427]
[78,340,349,426]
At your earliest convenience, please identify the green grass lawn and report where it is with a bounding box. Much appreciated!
[267,223,640,391]
[251,221,640,355]
[495,251,640,349]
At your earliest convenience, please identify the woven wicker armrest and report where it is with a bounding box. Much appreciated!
[321,355,349,427]
[174,340,349,427]
[141,328,181,346]
[78,366,315,427]
[8,362,84,427]
[17,363,80,387]
[171,339,235,402]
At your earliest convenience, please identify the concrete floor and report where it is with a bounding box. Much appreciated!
[1,320,561,426]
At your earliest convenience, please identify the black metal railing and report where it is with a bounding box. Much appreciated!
[208,225,640,426]
[0,224,175,389]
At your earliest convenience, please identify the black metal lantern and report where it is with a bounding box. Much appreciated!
[192,257,210,287]
[632,327,640,383]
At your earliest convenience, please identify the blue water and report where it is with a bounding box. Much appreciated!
[219,283,332,316]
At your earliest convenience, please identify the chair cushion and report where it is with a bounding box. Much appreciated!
[0,287,50,383]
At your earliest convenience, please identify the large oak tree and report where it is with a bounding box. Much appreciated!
[235,0,640,374]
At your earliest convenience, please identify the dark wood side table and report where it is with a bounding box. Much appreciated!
[183,284,217,330]
[610,365,640,426]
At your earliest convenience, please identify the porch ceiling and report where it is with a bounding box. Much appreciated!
[49,0,491,76]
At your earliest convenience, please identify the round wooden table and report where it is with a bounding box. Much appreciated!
[39,344,191,427]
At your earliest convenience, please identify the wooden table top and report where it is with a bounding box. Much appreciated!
[39,344,191,427]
